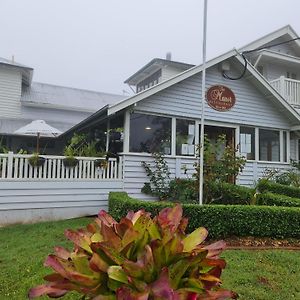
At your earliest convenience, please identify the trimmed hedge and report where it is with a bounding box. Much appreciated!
[257,179,300,198]
[209,181,254,205]
[109,192,300,239]
[168,179,254,205]
[256,192,300,208]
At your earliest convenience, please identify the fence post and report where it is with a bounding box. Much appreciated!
[118,156,123,179]
[7,151,14,179]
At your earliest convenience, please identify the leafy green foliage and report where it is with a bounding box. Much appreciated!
[109,192,300,239]
[141,152,171,200]
[256,192,300,207]
[29,205,237,300]
[257,179,300,199]
[193,135,246,203]
[168,179,254,205]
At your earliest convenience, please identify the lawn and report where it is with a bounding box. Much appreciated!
[0,217,299,300]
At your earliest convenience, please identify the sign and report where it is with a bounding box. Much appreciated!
[206,85,236,111]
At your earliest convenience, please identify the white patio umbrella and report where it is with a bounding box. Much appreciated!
[14,120,62,153]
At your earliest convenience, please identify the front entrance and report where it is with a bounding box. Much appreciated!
[204,125,235,149]
[200,124,236,183]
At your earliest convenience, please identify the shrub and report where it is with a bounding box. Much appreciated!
[256,192,300,208]
[109,192,300,239]
[141,152,171,200]
[208,181,254,205]
[257,179,300,198]
[168,179,254,205]
[29,204,237,299]
[168,178,198,204]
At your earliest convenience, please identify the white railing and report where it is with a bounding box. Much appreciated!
[270,76,300,105]
[0,152,122,180]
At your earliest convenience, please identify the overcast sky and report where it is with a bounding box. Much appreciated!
[1,0,300,95]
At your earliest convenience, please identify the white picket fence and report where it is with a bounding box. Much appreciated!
[0,152,122,180]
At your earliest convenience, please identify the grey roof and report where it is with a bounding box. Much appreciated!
[124,58,195,85]
[21,82,126,113]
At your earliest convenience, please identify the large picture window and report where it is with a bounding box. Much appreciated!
[129,113,171,154]
[259,129,280,161]
[176,119,195,156]
[240,127,255,160]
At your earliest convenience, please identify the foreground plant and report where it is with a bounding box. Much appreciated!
[29,205,237,299]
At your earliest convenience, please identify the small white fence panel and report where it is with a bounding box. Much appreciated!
[0,152,122,180]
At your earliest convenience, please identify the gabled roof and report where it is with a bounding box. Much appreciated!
[124,58,194,85]
[239,25,300,53]
[108,48,300,125]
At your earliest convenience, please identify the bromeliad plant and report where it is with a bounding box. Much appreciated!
[29,205,237,300]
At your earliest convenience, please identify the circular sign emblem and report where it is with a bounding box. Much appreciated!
[206,85,236,111]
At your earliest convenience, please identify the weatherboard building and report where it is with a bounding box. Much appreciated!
[59,25,300,198]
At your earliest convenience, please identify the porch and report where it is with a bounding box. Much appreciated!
[270,76,300,106]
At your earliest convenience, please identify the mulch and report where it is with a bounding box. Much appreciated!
[214,236,300,250]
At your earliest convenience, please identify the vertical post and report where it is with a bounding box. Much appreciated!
[279,76,285,98]
[7,151,14,179]
[199,0,208,205]
[106,120,110,152]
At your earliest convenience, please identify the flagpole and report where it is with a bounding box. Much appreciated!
[199,0,208,205]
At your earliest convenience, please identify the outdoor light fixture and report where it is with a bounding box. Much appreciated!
[145,126,152,130]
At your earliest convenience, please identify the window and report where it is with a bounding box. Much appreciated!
[108,115,124,154]
[129,113,171,154]
[176,119,195,156]
[240,127,255,160]
[259,129,280,161]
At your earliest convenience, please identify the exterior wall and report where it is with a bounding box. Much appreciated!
[122,153,195,199]
[0,180,123,226]
[135,64,292,130]
[267,63,300,81]
[0,67,22,118]
[237,161,292,187]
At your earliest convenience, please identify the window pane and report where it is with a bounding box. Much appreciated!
[259,129,280,161]
[240,127,255,160]
[176,119,195,156]
[129,113,171,154]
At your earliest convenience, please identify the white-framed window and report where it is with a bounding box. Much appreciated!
[129,112,172,154]
[176,119,195,156]
[240,127,255,160]
[259,129,280,162]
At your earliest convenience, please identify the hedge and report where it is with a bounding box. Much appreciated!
[168,179,254,205]
[256,192,300,208]
[109,192,300,239]
[257,179,300,198]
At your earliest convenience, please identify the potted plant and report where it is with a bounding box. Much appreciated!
[94,158,108,169]
[63,146,78,167]
[28,153,46,167]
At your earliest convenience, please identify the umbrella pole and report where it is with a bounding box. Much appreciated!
[36,132,40,154]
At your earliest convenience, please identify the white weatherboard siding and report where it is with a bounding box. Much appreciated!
[122,154,195,199]
[0,180,123,226]
[0,68,22,118]
[135,65,292,130]
[267,64,300,82]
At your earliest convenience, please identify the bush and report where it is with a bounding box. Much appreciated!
[109,192,300,239]
[209,181,254,205]
[256,192,300,208]
[167,179,254,205]
[257,179,300,198]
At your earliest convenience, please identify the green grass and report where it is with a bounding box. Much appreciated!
[0,218,300,300]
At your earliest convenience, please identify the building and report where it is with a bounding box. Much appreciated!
[0,57,124,154]
[62,25,300,198]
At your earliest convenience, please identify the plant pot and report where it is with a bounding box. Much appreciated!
[94,159,108,169]
[28,156,46,167]
[63,157,79,167]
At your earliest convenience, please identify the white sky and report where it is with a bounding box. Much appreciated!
[1,0,300,95]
